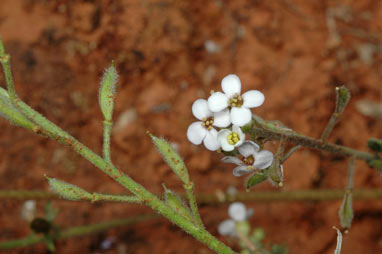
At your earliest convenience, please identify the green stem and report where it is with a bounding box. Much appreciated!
[91,192,141,203]
[184,182,204,228]
[102,120,113,164]
[1,189,382,202]
[320,112,341,142]
[281,145,302,163]
[0,214,158,250]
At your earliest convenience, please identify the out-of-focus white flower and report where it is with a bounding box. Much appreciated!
[218,202,252,236]
[208,74,264,126]
[222,140,274,176]
[21,200,36,222]
[217,125,245,151]
[187,99,230,151]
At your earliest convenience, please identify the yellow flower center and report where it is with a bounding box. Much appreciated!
[227,132,240,145]
[201,117,214,130]
[228,93,243,108]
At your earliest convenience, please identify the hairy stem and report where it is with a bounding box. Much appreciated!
[102,120,113,164]
[1,189,381,202]
[0,214,158,250]
[184,182,204,228]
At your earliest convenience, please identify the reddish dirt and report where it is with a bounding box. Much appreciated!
[0,0,381,253]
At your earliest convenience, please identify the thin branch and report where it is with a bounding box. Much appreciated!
[0,214,158,250]
[247,118,374,161]
[281,145,302,163]
[1,189,382,203]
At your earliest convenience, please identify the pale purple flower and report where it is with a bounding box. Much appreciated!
[208,74,265,127]
[222,140,274,176]
[187,99,230,151]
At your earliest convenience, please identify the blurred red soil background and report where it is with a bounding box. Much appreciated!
[0,0,381,253]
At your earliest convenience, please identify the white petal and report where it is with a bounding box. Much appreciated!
[242,90,264,108]
[253,150,274,169]
[231,107,252,127]
[228,202,247,221]
[238,141,259,157]
[192,99,212,120]
[187,122,207,145]
[231,125,245,148]
[213,109,231,127]
[222,156,242,165]
[222,74,241,98]
[218,219,236,236]
[203,129,220,151]
[218,129,235,152]
[208,92,228,112]
[233,165,252,177]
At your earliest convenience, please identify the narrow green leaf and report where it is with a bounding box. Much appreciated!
[46,176,92,201]
[149,133,190,184]
[338,192,353,229]
[99,63,118,121]
[246,172,267,189]
[367,138,382,153]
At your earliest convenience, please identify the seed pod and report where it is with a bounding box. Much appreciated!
[46,176,91,201]
[338,191,353,229]
[0,95,35,130]
[99,64,118,121]
[163,185,193,222]
[150,133,190,184]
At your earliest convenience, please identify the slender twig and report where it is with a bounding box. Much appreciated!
[102,120,113,164]
[346,157,355,190]
[320,87,350,142]
[184,182,204,228]
[1,189,382,202]
[236,231,257,252]
[0,214,158,250]
[247,122,374,161]
[281,145,302,163]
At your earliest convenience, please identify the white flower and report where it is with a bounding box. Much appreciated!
[208,74,265,127]
[222,140,274,176]
[217,125,245,152]
[187,99,231,151]
[218,202,252,236]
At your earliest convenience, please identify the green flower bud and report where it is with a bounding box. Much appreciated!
[99,64,118,121]
[46,176,91,201]
[338,192,353,229]
[149,133,190,184]
[268,160,283,187]
[251,227,265,242]
[335,86,350,114]
[163,185,193,222]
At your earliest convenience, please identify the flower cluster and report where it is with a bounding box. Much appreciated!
[187,74,274,176]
